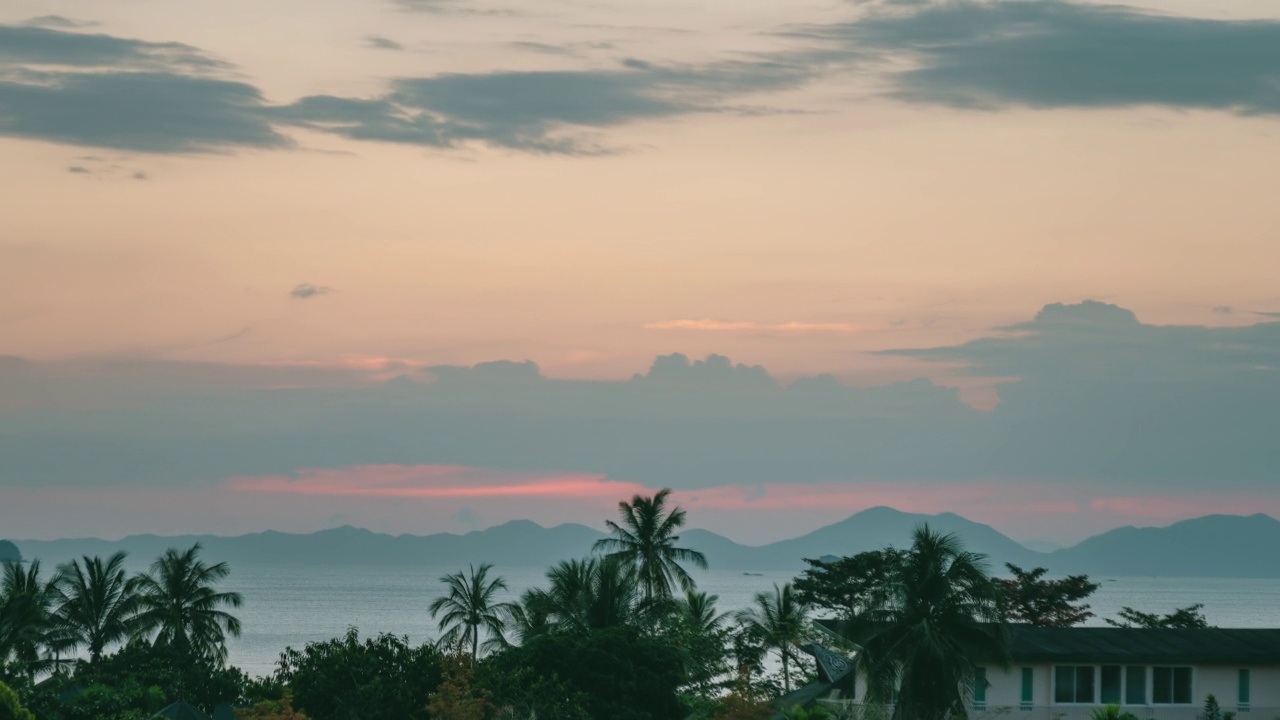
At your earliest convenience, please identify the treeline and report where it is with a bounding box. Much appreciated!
[1,490,1211,720]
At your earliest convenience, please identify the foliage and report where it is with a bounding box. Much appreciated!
[275,628,442,720]
[996,564,1099,627]
[429,564,515,662]
[781,705,833,720]
[594,488,708,604]
[847,525,1009,720]
[51,552,141,664]
[426,655,492,720]
[519,557,646,637]
[0,680,36,720]
[735,582,811,695]
[1,560,65,681]
[133,544,244,666]
[1089,704,1141,720]
[1201,693,1236,720]
[709,688,774,720]
[673,591,733,700]
[57,640,249,718]
[1105,603,1211,629]
[234,691,310,720]
[483,625,685,720]
[794,550,907,620]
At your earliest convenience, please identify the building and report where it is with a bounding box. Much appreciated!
[810,622,1280,720]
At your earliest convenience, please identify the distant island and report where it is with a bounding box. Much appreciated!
[0,539,19,563]
[10,507,1280,578]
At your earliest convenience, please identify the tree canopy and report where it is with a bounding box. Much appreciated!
[996,563,1099,627]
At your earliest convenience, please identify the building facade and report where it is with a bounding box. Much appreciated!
[814,625,1280,720]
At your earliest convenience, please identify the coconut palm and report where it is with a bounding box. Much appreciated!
[51,552,140,664]
[535,556,645,635]
[429,563,515,662]
[594,487,708,604]
[735,582,811,694]
[132,544,243,666]
[852,525,1009,720]
[679,590,731,635]
[1,560,66,680]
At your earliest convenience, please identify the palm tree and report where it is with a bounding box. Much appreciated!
[52,552,140,664]
[852,525,1009,720]
[593,488,708,605]
[1,560,65,680]
[429,563,514,662]
[679,590,731,635]
[735,582,811,694]
[132,544,243,666]
[536,556,644,635]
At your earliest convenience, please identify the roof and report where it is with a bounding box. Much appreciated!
[814,619,1280,665]
[1006,626,1280,665]
[153,701,211,720]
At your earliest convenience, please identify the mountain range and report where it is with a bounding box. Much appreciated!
[8,507,1280,577]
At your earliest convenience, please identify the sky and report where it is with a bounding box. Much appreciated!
[2,0,1280,546]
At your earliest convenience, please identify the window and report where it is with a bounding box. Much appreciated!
[1125,666,1147,705]
[1238,669,1250,712]
[1101,666,1122,704]
[1055,666,1096,704]
[1152,667,1193,705]
[1021,667,1034,710]
[974,667,987,710]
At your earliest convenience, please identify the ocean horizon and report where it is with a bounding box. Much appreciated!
[209,564,1280,678]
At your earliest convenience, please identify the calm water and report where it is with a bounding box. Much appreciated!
[217,565,1280,678]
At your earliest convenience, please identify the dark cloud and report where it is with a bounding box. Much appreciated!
[391,0,517,17]
[22,16,99,29]
[66,165,92,174]
[1214,305,1234,315]
[280,58,812,153]
[800,0,1280,114]
[0,25,224,70]
[0,70,289,152]
[290,283,333,299]
[0,26,286,152]
[1,23,809,155]
[364,36,404,51]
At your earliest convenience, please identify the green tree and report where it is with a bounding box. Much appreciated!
[428,564,514,662]
[674,591,733,701]
[132,544,244,666]
[996,564,1099,627]
[482,625,684,720]
[735,583,810,695]
[528,557,645,636]
[52,552,140,664]
[275,628,443,720]
[1105,603,1211,629]
[0,680,35,720]
[849,525,1009,720]
[794,550,906,621]
[1,560,65,681]
[426,653,492,720]
[594,488,708,604]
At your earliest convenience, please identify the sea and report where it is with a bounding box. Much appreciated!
[217,565,1280,678]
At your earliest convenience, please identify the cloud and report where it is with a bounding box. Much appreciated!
[67,165,91,174]
[276,58,813,154]
[3,302,1278,494]
[0,25,288,152]
[798,0,1280,115]
[364,36,404,51]
[22,16,98,29]
[644,319,860,333]
[289,283,333,299]
[1213,305,1234,315]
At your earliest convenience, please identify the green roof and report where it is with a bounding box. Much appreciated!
[815,620,1280,664]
